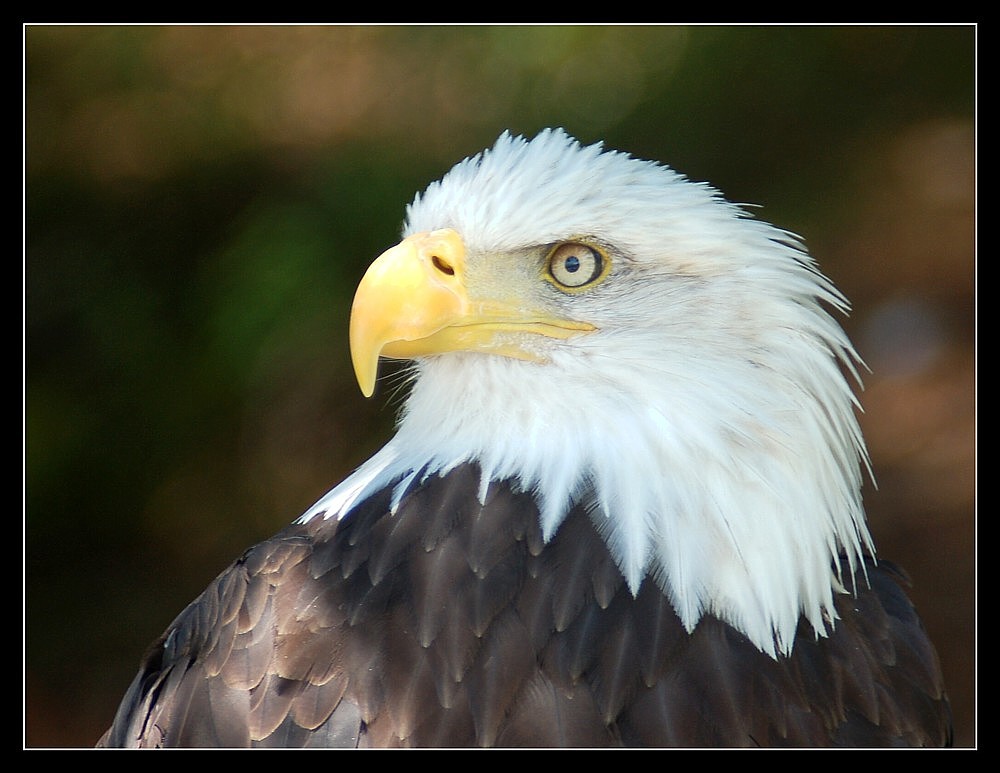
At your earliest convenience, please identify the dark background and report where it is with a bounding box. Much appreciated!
[24,25,976,747]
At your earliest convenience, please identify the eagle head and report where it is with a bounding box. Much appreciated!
[303,128,873,658]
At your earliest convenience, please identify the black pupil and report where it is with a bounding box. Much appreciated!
[565,254,581,273]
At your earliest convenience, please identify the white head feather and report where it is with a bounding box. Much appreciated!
[302,129,874,658]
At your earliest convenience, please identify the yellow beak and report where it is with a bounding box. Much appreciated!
[349,229,594,396]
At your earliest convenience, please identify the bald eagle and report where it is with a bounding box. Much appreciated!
[99,129,951,748]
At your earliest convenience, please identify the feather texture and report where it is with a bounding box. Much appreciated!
[99,466,950,748]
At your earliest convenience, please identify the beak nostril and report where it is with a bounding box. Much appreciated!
[431,255,455,276]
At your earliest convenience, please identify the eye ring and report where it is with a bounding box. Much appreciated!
[546,242,609,291]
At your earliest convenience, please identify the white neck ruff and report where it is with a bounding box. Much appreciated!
[302,324,873,659]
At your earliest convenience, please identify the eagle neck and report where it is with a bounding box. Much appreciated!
[303,348,873,659]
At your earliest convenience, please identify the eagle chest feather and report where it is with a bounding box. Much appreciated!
[103,464,950,747]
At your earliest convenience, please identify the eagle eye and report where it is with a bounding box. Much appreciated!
[546,242,608,291]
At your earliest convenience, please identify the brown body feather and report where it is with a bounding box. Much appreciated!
[99,464,951,747]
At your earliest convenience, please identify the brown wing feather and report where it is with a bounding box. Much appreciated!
[99,464,951,747]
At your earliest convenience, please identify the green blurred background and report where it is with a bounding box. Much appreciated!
[24,25,976,747]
